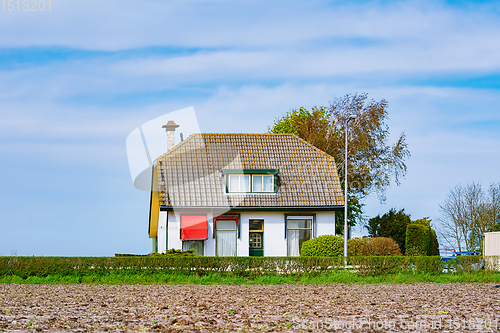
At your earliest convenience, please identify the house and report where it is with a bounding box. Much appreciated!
[484,232,500,270]
[148,121,344,256]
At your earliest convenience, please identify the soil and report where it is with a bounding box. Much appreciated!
[1,283,499,332]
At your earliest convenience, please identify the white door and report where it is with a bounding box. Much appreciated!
[216,220,237,256]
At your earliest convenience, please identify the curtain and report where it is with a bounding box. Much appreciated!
[287,220,300,256]
[217,220,237,256]
[182,240,204,255]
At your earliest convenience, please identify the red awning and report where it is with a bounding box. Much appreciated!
[181,215,208,240]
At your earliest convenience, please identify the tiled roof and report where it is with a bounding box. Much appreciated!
[155,133,344,208]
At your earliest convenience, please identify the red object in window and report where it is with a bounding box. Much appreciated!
[181,215,208,240]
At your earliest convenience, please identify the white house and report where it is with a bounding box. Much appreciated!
[148,121,344,256]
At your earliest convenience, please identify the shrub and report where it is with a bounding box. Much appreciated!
[410,256,443,274]
[405,246,426,256]
[348,237,402,256]
[347,238,365,256]
[350,256,410,276]
[429,229,440,256]
[406,219,439,256]
[149,248,201,257]
[405,224,429,256]
[300,235,344,257]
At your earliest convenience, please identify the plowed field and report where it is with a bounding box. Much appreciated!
[1,283,499,332]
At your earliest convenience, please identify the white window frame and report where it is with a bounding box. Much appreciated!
[286,216,314,256]
[216,220,238,256]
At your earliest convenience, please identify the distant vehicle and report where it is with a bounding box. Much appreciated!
[440,249,483,272]
[455,250,478,256]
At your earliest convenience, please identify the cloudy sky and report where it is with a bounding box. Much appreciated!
[1,0,499,256]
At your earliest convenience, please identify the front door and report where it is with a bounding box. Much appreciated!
[249,220,264,256]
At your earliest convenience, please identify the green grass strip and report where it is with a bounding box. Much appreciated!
[1,271,500,285]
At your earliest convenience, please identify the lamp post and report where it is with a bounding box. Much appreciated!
[344,115,356,266]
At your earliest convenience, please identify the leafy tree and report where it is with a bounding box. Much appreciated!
[366,208,412,254]
[268,93,410,232]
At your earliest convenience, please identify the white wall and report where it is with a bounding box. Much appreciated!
[166,211,216,256]
[204,212,216,256]
[484,232,500,256]
[164,210,337,256]
[315,211,336,237]
[239,211,288,256]
[157,211,168,253]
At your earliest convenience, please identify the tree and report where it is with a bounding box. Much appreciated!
[405,218,439,256]
[489,183,500,231]
[268,93,410,232]
[439,182,500,253]
[366,208,412,254]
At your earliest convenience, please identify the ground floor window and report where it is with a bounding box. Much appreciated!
[286,216,313,256]
[216,219,237,256]
[182,240,204,255]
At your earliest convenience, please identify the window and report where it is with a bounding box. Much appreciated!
[249,220,263,231]
[182,240,204,255]
[252,175,274,192]
[224,169,278,193]
[216,219,237,256]
[228,174,250,192]
[286,216,313,256]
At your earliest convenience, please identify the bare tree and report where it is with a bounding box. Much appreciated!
[439,182,500,253]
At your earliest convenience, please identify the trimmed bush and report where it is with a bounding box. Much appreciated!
[300,235,344,257]
[429,229,440,256]
[351,256,410,276]
[347,238,365,256]
[410,256,443,274]
[348,237,402,256]
[406,219,439,256]
[405,224,429,256]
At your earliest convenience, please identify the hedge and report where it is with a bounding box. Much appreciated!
[1,255,495,277]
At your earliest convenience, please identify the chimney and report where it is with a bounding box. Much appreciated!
[162,120,179,151]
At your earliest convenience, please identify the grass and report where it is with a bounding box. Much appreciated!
[1,271,499,285]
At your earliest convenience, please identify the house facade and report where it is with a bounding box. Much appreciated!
[148,123,344,256]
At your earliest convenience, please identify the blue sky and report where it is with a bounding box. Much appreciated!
[1,0,499,256]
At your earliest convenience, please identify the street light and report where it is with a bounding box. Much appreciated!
[344,115,356,266]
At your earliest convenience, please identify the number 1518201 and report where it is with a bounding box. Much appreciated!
[2,0,51,11]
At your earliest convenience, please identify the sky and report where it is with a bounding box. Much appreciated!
[1,0,499,256]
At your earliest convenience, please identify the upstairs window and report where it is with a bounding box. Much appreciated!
[224,169,278,193]
[228,174,250,192]
[252,175,274,192]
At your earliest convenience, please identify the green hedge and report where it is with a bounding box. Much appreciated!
[351,256,410,276]
[0,256,344,278]
[0,255,493,278]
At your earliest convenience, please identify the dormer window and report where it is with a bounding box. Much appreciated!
[228,174,250,192]
[252,175,274,192]
[224,169,278,193]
